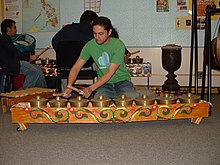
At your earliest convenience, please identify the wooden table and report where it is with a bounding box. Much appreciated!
[11,102,209,131]
[0,88,55,112]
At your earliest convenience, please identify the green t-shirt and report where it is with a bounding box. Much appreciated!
[80,37,130,83]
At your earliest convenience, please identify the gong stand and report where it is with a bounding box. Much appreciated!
[189,0,199,95]
[201,6,220,116]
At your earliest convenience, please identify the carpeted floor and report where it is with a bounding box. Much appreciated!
[0,95,220,165]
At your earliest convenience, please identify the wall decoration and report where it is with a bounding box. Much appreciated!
[188,0,218,19]
[1,0,21,22]
[22,0,60,33]
[156,0,169,12]
[176,0,188,11]
[197,18,206,30]
[176,16,206,30]
[176,16,192,30]
[84,0,101,13]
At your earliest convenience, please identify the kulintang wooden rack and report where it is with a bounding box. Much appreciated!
[11,102,209,131]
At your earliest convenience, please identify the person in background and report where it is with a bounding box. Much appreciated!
[52,10,98,92]
[0,19,47,90]
[52,10,98,51]
[52,10,131,93]
[64,16,153,99]
[52,10,131,61]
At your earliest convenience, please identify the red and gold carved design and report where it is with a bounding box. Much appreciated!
[11,103,209,131]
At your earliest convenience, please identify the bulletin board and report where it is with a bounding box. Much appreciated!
[1,0,219,48]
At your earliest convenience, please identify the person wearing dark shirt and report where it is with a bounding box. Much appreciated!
[51,10,98,91]
[52,10,131,58]
[0,19,47,90]
[63,17,154,99]
[52,10,98,51]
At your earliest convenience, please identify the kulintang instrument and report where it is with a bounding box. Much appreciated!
[9,93,209,131]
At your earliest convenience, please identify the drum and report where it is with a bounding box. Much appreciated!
[161,44,182,91]
[209,26,220,70]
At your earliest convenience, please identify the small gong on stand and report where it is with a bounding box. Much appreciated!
[161,44,182,91]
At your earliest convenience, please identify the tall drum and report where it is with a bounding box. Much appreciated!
[161,44,182,91]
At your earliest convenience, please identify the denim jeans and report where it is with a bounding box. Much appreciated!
[94,80,154,99]
[19,60,47,89]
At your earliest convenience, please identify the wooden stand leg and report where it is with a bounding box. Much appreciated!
[18,123,29,131]
[1,105,7,113]
[191,117,203,125]
[1,97,8,113]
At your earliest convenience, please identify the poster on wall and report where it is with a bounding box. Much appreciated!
[84,0,101,13]
[156,0,169,12]
[1,0,22,22]
[188,0,218,19]
[22,0,60,33]
[176,16,206,30]
[175,16,191,30]
[176,0,188,12]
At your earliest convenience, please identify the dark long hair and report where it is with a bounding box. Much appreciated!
[92,16,113,32]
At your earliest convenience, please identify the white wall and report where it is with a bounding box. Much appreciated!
[2,0,219,87]
[36,47,220,87]
[6,0,218,48]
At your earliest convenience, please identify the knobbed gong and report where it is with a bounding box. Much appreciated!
[161,44,182,91]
